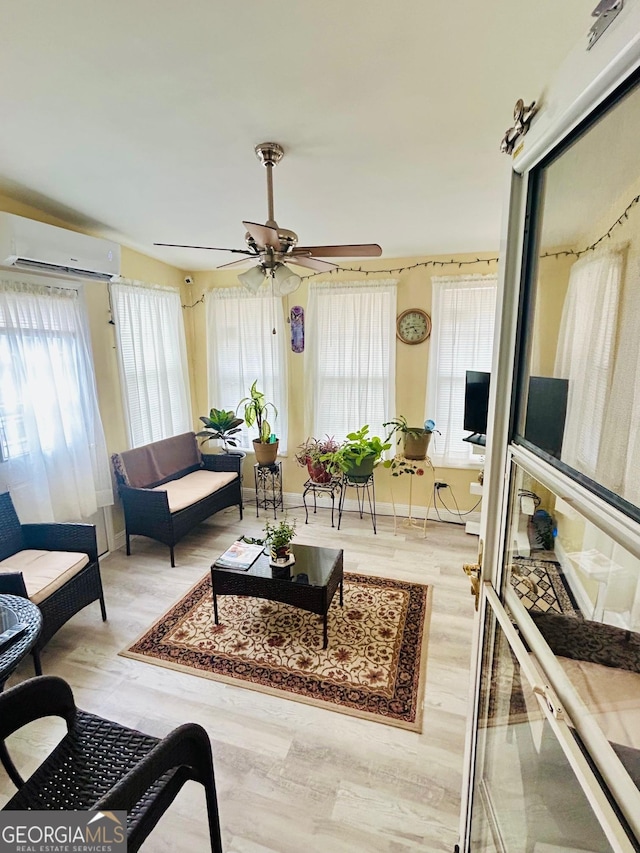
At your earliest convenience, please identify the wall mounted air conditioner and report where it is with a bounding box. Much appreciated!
[0,212,121,281]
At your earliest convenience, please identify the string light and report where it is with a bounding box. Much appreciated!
[181,191,639,307]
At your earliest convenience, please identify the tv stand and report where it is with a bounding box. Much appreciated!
[463,433,486,447]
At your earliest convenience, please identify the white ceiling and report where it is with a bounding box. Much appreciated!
[0,0,595,271]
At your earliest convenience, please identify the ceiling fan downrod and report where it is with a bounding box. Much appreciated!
[255,142,284,226]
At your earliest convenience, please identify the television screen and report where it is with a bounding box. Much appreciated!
[524,376,569,458]
[464,371,490,437]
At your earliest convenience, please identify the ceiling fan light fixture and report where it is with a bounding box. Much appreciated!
[272,263,302,296]
[238,264,266,293]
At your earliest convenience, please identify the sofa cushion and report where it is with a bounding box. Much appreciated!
[151,469,238,513]
[0,550,90,605]
[114,432,202,488]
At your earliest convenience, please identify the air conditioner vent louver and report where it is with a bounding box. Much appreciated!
[11,258,116,281]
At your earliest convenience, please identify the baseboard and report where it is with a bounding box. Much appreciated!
[242,487,479,528]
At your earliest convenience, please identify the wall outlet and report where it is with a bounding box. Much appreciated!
[520,495,536,516]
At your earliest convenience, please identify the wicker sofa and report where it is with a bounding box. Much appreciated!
[112,432,243,566]
[0,491,107,675]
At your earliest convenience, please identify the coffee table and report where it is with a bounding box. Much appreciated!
[211,543,343,649]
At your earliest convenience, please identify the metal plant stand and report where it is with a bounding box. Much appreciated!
[302,477,343,527]
[254,461,283,518]
[338,474,377,534]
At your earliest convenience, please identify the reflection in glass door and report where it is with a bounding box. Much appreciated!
[469,589,633,852]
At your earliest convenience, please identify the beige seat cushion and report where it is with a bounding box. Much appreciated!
[0,550,90,605]
[151,469,238,513]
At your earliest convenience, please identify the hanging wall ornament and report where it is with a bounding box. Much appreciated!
[290,306,304,352]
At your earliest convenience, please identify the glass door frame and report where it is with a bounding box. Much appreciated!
[459,10,640,850]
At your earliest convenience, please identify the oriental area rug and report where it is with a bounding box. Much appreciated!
[121,572,432,731]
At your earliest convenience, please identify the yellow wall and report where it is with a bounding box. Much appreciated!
[187,253,499,511]
[0,192,498,523]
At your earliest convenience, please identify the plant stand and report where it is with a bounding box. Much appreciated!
[254,461,283,519]
[338,474,376,534]
[387,455,434,537]
[302,476,343,527]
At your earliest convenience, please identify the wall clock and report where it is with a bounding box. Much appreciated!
[396,308,431,344]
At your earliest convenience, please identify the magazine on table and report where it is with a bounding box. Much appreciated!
[213,540,264,571]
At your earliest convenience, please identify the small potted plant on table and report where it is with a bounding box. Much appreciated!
[295,435,342,484]
[264,517,297,567]
[238,380,279,466]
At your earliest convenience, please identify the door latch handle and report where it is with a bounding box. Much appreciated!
[463,563,481,610]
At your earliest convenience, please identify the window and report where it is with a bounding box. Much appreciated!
[426,274,497,467]
[305,280,397,443]
[205,288,288,452]
[0,277,112,521]
[110,281,192,448]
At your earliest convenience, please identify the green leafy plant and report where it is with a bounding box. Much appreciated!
[326,425,391,474]
[196,407,244,452]
[296,435,342,484]
[263,516,297,551]
[383,415,427,446]
[237,380,278,444]
[295,435,341,467]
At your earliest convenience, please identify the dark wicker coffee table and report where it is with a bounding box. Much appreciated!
[211,543,343,649]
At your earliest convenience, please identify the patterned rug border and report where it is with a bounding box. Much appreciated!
[120,572,433,732]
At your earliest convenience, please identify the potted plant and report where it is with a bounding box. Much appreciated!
[327,425,391,480]
[237,380,279,466]
[295,435,342,483]
[263,516,297,566]
[196,407,245,454]
[383,415,438,460]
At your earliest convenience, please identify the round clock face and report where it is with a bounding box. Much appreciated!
[396,309,431,344]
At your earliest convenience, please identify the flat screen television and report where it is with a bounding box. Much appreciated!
[463,370,490,446]
[524,376,569,458]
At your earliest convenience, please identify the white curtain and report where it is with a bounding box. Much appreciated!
[426,274,497,467]
[305,280,397,444]
[110,280,192,448]
[554,249,623,481]
[0,277,112,522]
[205,287,288,452]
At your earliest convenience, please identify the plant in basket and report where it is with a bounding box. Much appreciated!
[295,435,342,483]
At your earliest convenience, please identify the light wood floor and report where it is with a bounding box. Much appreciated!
[0,500,479,852]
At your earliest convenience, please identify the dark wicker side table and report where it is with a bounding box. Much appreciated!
[0,594,42,690]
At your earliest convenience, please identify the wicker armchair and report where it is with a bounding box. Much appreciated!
[0,491,107,675]
[0,676,223,852]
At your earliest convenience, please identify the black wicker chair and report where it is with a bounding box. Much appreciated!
[0,676,223,852]
[0,491,107,675]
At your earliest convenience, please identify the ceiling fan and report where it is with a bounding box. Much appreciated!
[154,142,382,296]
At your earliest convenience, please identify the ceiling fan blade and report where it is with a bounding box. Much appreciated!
[242,221,282,250]
[292,243,382,258]
[154,242,253,254]
[216,257,256,270]
[287,256,338,273]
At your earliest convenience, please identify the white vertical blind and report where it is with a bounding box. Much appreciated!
[110,280,192,448]
[305,280,397,444]
[426,274,497,467]
[0,277,112,521]
[205,287,288,452]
